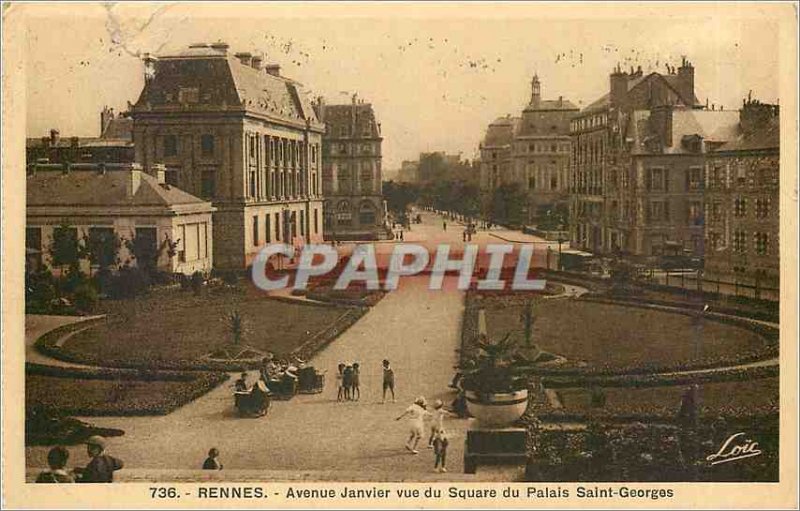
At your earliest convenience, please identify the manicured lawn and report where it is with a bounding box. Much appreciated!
[26,374,224,416]
[557,377,779,418]
[60,286,348,364]
[479,297,768,369]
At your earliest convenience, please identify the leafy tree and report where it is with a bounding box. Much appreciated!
[82,229,121,270]
[49,223,81,270]
[382,180,419,217]
[490,183,527,226]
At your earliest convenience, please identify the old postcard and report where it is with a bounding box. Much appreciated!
[1,1,798,509]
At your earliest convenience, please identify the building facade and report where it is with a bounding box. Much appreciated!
[26,108,135,165]
[479,75,577,224]
[314,95,386,240]
[130,42,325,269]
[26,163,215,275]
[704,99,780,289]
[569,59,741,257]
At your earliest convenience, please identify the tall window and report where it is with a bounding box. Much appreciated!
[733,230,747,253]
[274,213,281,241]
[253,216,259,246]
[201,134,215,156]
[201,170,215,199]
[648,168,665,191]
[688,201,703,226]
[265,215,271,243]
[687,167,703,190]
[755,198,772,218]
[249,171,257,198]
[87,227,117,268]
[754,233,769,255]
[299,210,305,236]
[314,209,319,234]
[164,135,178,157]
[734,197,748,217]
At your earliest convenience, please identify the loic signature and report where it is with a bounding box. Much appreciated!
[706,432,763,465]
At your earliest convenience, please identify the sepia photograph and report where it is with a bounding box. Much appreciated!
[1,1,797,509]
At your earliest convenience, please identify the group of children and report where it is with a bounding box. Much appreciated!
[335,359,397,404]
[395,396,452,473]
[336,362,361,401]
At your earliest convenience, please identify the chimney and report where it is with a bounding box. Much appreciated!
[210,41,229,54]
[265,64,280,76]
[677,56,695,106]
[650,104,673,147]
[100,106,115,135]
[251,55,263,70]
[142,53,158,83]
[235,52,253,67]
[126,163,143,197]
[609,65,629,109]
[49,129,60,146]
[315,96,326,123]
[151,163,167,184]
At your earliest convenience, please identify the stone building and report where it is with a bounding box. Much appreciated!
[314,95,386,240]
[26,163,215,275]
[479,75,577,224]
[569,59,741,256]
[130,42,325,269]
[704,98,779,289]
[26,107,135,165]
[397,160,419,183]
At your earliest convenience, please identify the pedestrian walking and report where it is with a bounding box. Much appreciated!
[443,220,447,231]
[35,446,74,483]
[74,436,123,483]
[462,230,466,242]
[399,230,404,241]
[381,359,396,403]
[202,448,223,470]
[432,428,449,473]
[395,397,430,454]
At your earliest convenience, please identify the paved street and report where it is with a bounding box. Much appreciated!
[27,212,541,480]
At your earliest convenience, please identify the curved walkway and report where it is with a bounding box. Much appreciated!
[25,315,104,368]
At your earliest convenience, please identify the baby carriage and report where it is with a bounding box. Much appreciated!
[298,366,326,394]
[234,381,271,417]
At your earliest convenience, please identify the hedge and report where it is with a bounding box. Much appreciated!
[541,363,779,388]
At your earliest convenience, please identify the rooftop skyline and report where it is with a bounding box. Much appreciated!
[21,3,781,170]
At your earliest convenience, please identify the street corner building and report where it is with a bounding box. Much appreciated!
[479,74,578,226]
[570,58,748,258]
[313,94,387,241]
[26,163,215,276]
[130,42,325,270]
[703,97,780,291]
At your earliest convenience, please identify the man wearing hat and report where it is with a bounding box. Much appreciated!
[75,436,124,483]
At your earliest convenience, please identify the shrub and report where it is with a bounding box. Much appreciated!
[190,271,205,295]
[72,282,99,313]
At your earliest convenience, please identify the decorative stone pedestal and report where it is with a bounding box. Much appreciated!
[463,426,527,474]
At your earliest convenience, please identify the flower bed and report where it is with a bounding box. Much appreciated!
[25,364,228,416]
[38,285,355,371]
[524,416,778,482]
[542,377,779,423]
[462,290,776,376]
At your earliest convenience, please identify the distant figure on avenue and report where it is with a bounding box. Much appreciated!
[427,399,454,448]
[351,362,361,401]
[400,230,404,242]
[75,436,123,483]
[395,396,430,454]
[336,363,346,402]
[432,428,449,473]
[202,448,223,470]
[443,220,447,231]
[382,359,396,403]
[35,446,74,483]
[342,364,354,400]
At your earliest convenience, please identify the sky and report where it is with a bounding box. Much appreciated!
[20,3,783,173]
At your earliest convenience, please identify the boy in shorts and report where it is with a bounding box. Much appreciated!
[382,359,395,403]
